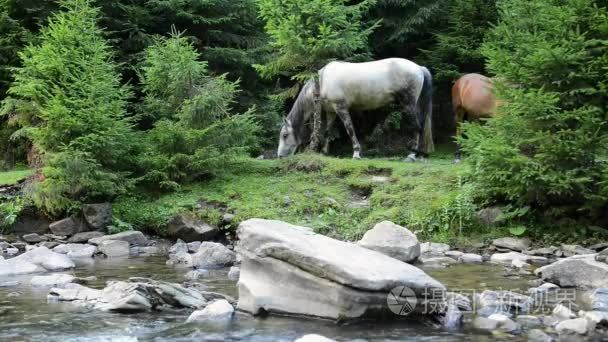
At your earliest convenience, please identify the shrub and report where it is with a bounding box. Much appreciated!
[462,0,608,223]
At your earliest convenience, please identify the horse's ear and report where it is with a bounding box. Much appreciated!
[282,117,290,127]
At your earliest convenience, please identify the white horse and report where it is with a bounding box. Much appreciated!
[277,58,434,161]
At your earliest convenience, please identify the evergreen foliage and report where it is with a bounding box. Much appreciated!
[421,0,498,84]
[367,0,443,58]
[255,0,377,85]
[1,0,135,214]
[137,32,260,192]
[462,0,608,222]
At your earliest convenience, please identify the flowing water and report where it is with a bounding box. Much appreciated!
[0,257,538,341]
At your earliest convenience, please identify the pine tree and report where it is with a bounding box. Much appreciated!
[137,32,259,191]
[366,0,444,59]
[255,0,377,85]
[462,0,608,224]
[1,0,135,214]
[421,0,498,84]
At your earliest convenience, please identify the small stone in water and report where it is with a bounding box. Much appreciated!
[295,334,337,342]
[527,329,553,342]
[0,281,19,287]
[227,266,240,281]
[185,269,209,280]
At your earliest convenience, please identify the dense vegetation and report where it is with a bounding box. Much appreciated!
[0,0,606,242]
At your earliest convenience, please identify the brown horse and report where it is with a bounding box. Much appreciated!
[452,73,497,162]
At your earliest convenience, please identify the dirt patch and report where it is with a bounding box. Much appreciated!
[364,166,392,176]
[348,184,373,209]
[281,157,326,173]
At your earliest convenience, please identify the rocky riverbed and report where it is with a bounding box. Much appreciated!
[1,217,607,341]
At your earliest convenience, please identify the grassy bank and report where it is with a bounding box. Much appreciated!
[114,149,505,244]
[0,167,33,186]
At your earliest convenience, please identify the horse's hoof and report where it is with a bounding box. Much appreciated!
[453,159,461,164]
[404,156,416,163]
[352,152,361,160]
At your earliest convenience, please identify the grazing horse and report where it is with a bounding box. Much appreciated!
[452,73,498,163]
[277,58,434,161]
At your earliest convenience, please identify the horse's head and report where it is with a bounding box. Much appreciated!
[277,117,299,158]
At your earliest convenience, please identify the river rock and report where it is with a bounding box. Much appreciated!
[417,255,459,268]
[535,255,608,288]
[445,250,464,259]
[49,217,85,237]
[420,242,450,254]
[133,246,162,256]
[236,218,446,320]
[295,335,337,342]
[477,290,534,315]
[22,233,45,243]
[48,278,207,312]
[0,259,44,276]
[167,214,218,243]
[527,329,554,342]
[89,231,148,247]
[98,240,130,257]
[590,242,608,251]
[490,251,548,265]
[555,317,594,335]
[473,316,500,330]
[40,241,60,249]
[53,243,96,258]
[511,258,530,269]
[560,244,595,257]
[187,241,202,253]
[186,299,233,323]
[167,250,193,267]
[597,248,608,263]
[459,253,483,263]
[442,304,463,329]
[487,313,521,333]
[185,269,209,280]
[221,213,235,226]
[516,315,543,328]
[11,246,75,271]
[446,292,473,312]
[31,274,76,287]
[524,246,557,257]
[584,310,608,324]
[492,237,531,252]
[169,240,188,254]
[191,242,236,269]
[553,304,577,319]
[357,221,420,263]
[82,203,112,231]
[67,231,104,243]
[228,266,240,281]
[591,288,608,312]
[528,282,559,295]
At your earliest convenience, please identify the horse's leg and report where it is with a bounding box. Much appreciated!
[332,103,361,159]
[398,89,421,162]
[322,112,336,155]
[454,107,466,163]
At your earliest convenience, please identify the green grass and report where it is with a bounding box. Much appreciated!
[0,167,34,186]
[114,148,510,244]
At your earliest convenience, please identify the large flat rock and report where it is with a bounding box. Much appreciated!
[535,254,608,288]
[236,219,445,320]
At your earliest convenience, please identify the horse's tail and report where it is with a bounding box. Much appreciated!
[420,66,434,154]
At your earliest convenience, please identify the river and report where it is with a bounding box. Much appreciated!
[0,257,536,341]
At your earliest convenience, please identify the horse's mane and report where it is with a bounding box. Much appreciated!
[286,80,314,139]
